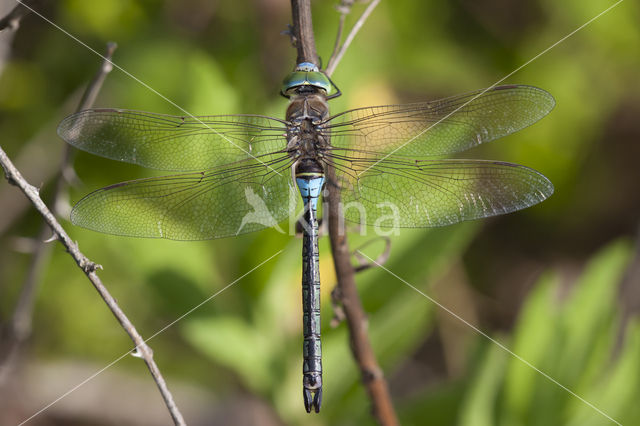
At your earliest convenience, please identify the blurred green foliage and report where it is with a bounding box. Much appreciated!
[1,0,639,425]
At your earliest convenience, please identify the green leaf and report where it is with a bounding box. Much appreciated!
[558,239,632,384]
[504,272,561,422]
[460,343,508,426]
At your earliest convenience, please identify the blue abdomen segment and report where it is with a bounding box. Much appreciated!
[295,174,325,413]
[296,176,325,211]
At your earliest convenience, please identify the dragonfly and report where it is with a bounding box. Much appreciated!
[58,62,554,413]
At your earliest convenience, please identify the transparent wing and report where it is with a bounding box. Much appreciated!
[325,85,554,157]
[330,156,553,228]
[70,154,297,240]
[58,109,289,171]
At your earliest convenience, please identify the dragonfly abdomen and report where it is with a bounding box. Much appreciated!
[296,159,325,413]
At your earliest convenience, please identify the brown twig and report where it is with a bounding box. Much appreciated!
[0,49,186,426]
[0,149,186,426]
[352,236,391,273]
[325,0,380,77]
[325,168,399,426]
[289,1,398,424]
[290,0,319,65]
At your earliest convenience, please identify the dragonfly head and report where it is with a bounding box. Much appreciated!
[281,62,339,99]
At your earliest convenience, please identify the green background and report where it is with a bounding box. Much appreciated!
[1,0,639,425]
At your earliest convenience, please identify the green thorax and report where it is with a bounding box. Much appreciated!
[281,62,334,98]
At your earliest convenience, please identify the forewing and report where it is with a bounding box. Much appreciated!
[58,109,288,171]
[332,157,553,228]
[325,85,554,158]
[70,155,297,240]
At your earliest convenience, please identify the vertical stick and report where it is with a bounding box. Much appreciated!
[325,167,399,426]
[290,0,319,65]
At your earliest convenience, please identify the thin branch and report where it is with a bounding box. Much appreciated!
[76,42,117,111]
[0,0,42,32]
[325,0,380,77]
[0,147,186,426]
[325,168,399,426]
[290,0,319,65]
[352,236,391,273]
[289,0,398,424]
[327,1,352,69]
[0,48,186,426]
